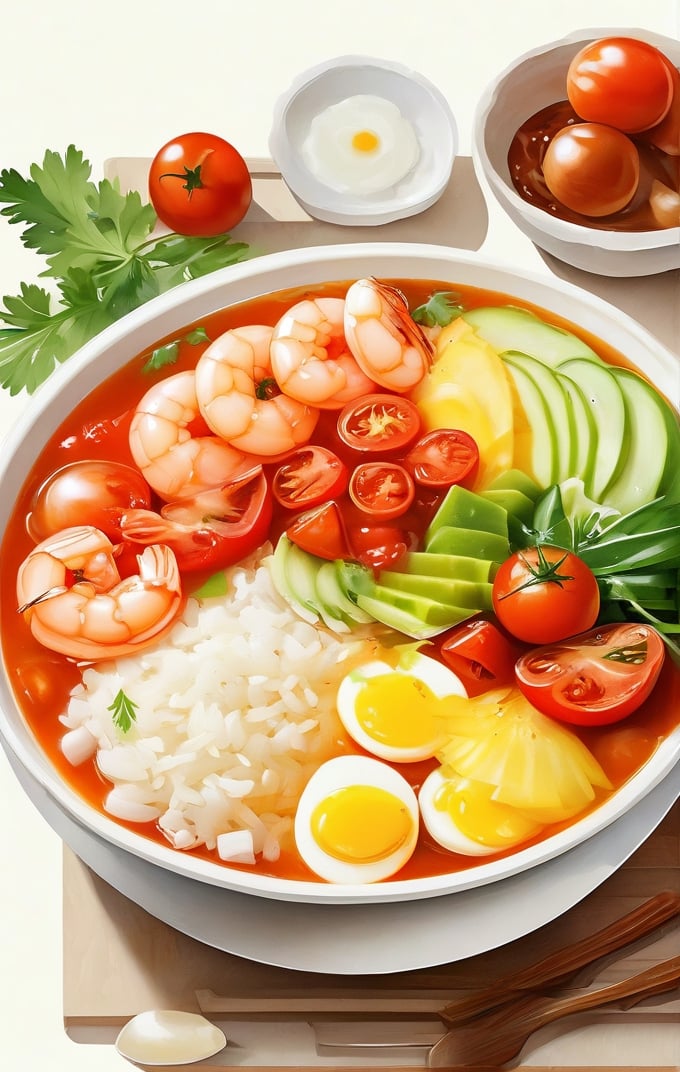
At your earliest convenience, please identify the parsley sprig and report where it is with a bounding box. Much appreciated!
[0,146,251,395]
[412,291,463,328]
[107,689,139,734]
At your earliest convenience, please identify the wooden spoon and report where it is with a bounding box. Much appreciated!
[428,954,680,1067]
[439,890,680,1025]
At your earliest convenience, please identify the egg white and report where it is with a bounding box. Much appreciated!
[294,754,419,883]
[301,94,421,195]
[336,652,466,763]
[419,768,545,857]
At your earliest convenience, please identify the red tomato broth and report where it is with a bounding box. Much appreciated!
[1,277,678,886]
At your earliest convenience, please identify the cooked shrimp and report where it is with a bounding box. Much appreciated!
[270,296,377,408]
[195,324,319,455]
[129,370,249,500]
[344,278,434,393]
[17,525,182,662]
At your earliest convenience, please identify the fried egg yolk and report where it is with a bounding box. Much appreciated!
[336,654,466,763]
[294,755,419,883]
[419,768,545,857]
[301,94,421,196]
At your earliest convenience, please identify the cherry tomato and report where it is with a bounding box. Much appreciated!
[492,545,600,644]
[148,132,252,236]
[286,501,353,561]
[645,57,680,154]
[120,467,271,572]
[514,622,665,726]
[566,37,674,133]
[347,523,410,572]
[272,446,348,510]
[348,462,415,520]
[337,394,421,455]
[542,123,640,217]
[28,460,152,543]
[438,616,526,696]
[404,428,479,488]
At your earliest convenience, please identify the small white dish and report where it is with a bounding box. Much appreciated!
[115,1009,226,1066]
[269,55,458,225]
[473,28,680,277]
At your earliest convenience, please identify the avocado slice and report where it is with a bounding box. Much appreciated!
[602,368,669,513]
[377,570,493,610]
[558,358,629,501]
[504,351,577,483]
[425,525,509,561]
[426,484,509,541]
[461,306,601,367]
[503,357,559,487]
[399,551,496,582]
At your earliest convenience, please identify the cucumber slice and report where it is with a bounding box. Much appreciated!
[555,370,598,490]
[356,587,472,634]
[399,551,496,582]
[426,484,509,540]
[657,397,680,504]
[485,468,542,501]
[481,487,536,526]
[352,594,445,640]
[461,306,601,367]
[504,351,576,482]
[503,357,559,487]
[602,368,668,513]
[425,525,509,561]
[377,570,493,610]
[269,536,320,623]
[316,561,374,625]
[558,358,629,501]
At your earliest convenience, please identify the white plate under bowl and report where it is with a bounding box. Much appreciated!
[6,746,678,974]
[0,242,678,906]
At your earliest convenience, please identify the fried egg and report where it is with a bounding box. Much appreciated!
[294,754,419,883]
[419,768,545,857]
[336,652,466,763]
[301,94,421,195]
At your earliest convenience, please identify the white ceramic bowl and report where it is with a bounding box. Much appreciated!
[269,56,457,225]
[473,28,680,277]
[0,242,678,906]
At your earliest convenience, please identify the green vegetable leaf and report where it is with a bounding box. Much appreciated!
[107,689,139,734]
[412,291,463,328]
[142,326,211,373]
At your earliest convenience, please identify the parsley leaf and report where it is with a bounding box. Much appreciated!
[107,689,139,734]
[0,146,252,396]
[412,291,463,328]
[142,327,210,373]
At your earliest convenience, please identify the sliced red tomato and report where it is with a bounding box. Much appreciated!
[348,462,415,520]
[337,394,421,455]
[438,616,527,696]
[492,545,600,644]
[404,428,479,488]
[119,467,271,572]
[28,460,152,543]
[348,522,410,572]
[272,446,348,509]
[286,500,353,561]
[514,622,666,726]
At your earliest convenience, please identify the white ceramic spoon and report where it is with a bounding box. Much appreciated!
[115,1009,226,1066]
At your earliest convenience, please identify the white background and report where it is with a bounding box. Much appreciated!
[0,1,678,1068]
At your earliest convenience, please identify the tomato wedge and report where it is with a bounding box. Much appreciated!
[337,394,421,454]
[120,467,271,572]
[348,522,410,572]
[438,616,527,696]
[404,428,479,488]
[348,462,415,520]
[272,445,348,509]
[286,500,353,561]
[514,622,666,726]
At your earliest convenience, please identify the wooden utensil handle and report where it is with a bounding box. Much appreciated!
[534,953,680,1025]
[439,890,680,1025]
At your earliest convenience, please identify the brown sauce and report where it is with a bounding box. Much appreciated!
[1,277,678,885]
[508,99,680,231]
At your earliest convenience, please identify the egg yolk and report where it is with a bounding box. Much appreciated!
[434,777,543,848]
[311,784,413,863]
[355,673,441,749]
[351,129,380,154]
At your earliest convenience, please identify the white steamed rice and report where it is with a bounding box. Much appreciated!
[59,547,371,865]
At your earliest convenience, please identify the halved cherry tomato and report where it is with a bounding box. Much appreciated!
[514,622,665,726]
[286,500,352,561]
[404,428,479,488]
[28,460,152,543]
[120,467,271,572]
[337,394,421,455]
[348,522,410,572]
[272,446,348,510]
[566,37,674,133]
[148,132,252,236]
[492,545,600,644]
[348,462,415,520]
[438,615,527,696]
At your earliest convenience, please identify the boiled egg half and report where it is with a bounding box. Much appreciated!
[336,651,466,763]
[419,767,545,857]
[301,94,421,195]
[294,754,419,883]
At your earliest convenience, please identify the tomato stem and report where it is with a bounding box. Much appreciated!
[501,545,575,600]
[158,149,214,199]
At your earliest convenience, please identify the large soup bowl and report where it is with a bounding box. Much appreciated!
[0,242,678,906]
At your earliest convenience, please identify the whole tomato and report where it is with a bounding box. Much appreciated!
[149,132,252,236]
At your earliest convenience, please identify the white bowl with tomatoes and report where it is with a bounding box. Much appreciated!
[473,29,680,276]
[0,242,678,909]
